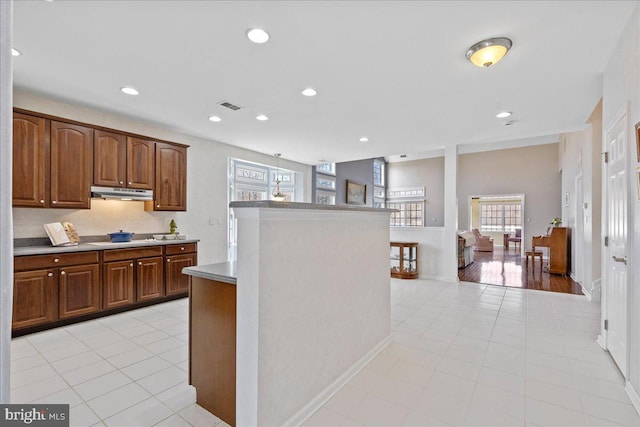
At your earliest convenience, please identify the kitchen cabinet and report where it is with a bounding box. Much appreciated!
[50,121,94,209]
[12,270,57,329]
[103,260,135,309]
[165,243,197,296]
[150,142,187,211]
[103,246,165,306]
[127,137,155,190]
[94,133,154,190]
[12,112,47,207]
[13,251,100,329]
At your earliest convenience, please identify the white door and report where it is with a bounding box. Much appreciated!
[603,108,628,376]
[574,174,583,285]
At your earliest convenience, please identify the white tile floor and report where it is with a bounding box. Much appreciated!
[10,279,640,427]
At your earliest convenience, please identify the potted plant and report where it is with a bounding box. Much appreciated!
[550,217,562,227]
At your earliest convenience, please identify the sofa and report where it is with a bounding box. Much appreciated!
[458,230,475,268]
[472,228,494,252]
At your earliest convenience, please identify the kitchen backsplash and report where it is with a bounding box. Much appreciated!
[13,199,184,238]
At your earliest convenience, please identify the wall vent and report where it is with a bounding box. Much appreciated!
[218,101,242,111]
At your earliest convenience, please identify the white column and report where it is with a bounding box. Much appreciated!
[443,145,459,283]
[0,0,14,402]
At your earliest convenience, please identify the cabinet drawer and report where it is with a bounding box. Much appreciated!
[103,246,163,262]
[165,243,197,255]
[15,251,100,271]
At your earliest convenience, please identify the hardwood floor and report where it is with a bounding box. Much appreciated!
[458,246,583,295]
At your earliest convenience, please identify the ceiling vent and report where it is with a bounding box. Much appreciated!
[218,100,242,111]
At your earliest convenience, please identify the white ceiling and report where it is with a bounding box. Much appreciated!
[12,1,637,165]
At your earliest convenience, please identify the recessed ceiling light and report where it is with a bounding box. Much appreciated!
[359,137,369,143]
[496,111,512,118]
[247,28,270,44]
[11,48,21,56]
[208,115,222,122]
[302,88,317,97]
[120,87,139,96]
[256,114,269,121]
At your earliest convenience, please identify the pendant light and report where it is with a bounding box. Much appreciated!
[272,153,285,201]
[466,37,512,68]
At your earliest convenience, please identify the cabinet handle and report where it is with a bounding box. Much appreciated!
[181,247,185,251]
[53,258,59,263]
[47,272,53,277]
[166,259,171,263]
[60,271,66,275]
[128,182,132,185]
[138,262,142,265]
[119,181,124,185]
[130,263,134,267]
[40,199,45,204]
[157,204,160,208]
[52,200,57,204]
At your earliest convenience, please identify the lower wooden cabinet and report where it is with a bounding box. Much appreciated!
[13,269,57,329]
[166,253,196,296]
[137,256,164,301]
[103,260,135,310]
[58,264,101,319]
[13,243,197,334]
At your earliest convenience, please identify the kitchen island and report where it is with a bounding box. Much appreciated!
[183,201,394,426]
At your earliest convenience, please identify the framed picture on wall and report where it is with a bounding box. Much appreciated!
[346,180,366,205]
[636,121,640,162]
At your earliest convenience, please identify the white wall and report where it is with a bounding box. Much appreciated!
[602,1,640,407]
[558,100,603,299]
[12,90,312,264]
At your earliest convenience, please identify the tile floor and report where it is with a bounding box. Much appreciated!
[10,279,640,427]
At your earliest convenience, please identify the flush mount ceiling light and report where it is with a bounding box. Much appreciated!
[466,37,512,68]
[120,87,139,96]
[496,111,512,118]
[208,115,222,122]
[359,137,369,143]
[247,28,270,44]
[11,48,21,56]
[256,114,269,121]
[302,88,317,97]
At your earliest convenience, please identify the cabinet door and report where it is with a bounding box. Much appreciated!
[103,260,134,309]
[59,264,100,318]
[136,256,164,301]
[94,130,126,187]
[50,121,93,209]
[13,113,47,207]
[154,142,187,211]
[165,253,196,296]
[13,269,57,329]
[127,137,154,190]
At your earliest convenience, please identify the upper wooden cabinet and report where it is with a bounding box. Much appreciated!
[12,113,47,207]
[50,121,93,209]
[151,142,187,211]
[94,133,154,190]
[94,130,126,188]
[127,137,154,189]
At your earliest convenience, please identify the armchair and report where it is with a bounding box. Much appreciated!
[472,228,494,252]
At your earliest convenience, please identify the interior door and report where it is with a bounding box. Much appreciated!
[603,108,628,376]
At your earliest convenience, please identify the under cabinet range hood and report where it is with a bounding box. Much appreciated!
[90,186,153,201]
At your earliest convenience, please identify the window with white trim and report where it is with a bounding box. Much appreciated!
[373,159,386,208]
[386,187,425,227]
[480,201,522,232]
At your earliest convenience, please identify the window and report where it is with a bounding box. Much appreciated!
[373,159,386,208]
[315,190,336,205]
[315,175,336,190]
[314,163,337,205]
[229,158,298,257]
[480,202,522,232]
[388,201,424,227]
[316,163,335,175]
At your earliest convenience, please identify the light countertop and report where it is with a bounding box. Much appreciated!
[14,239,200,256]
[182,262,236,285]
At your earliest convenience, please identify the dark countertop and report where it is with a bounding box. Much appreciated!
[14,238,200,256]
[182,262,237,285]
